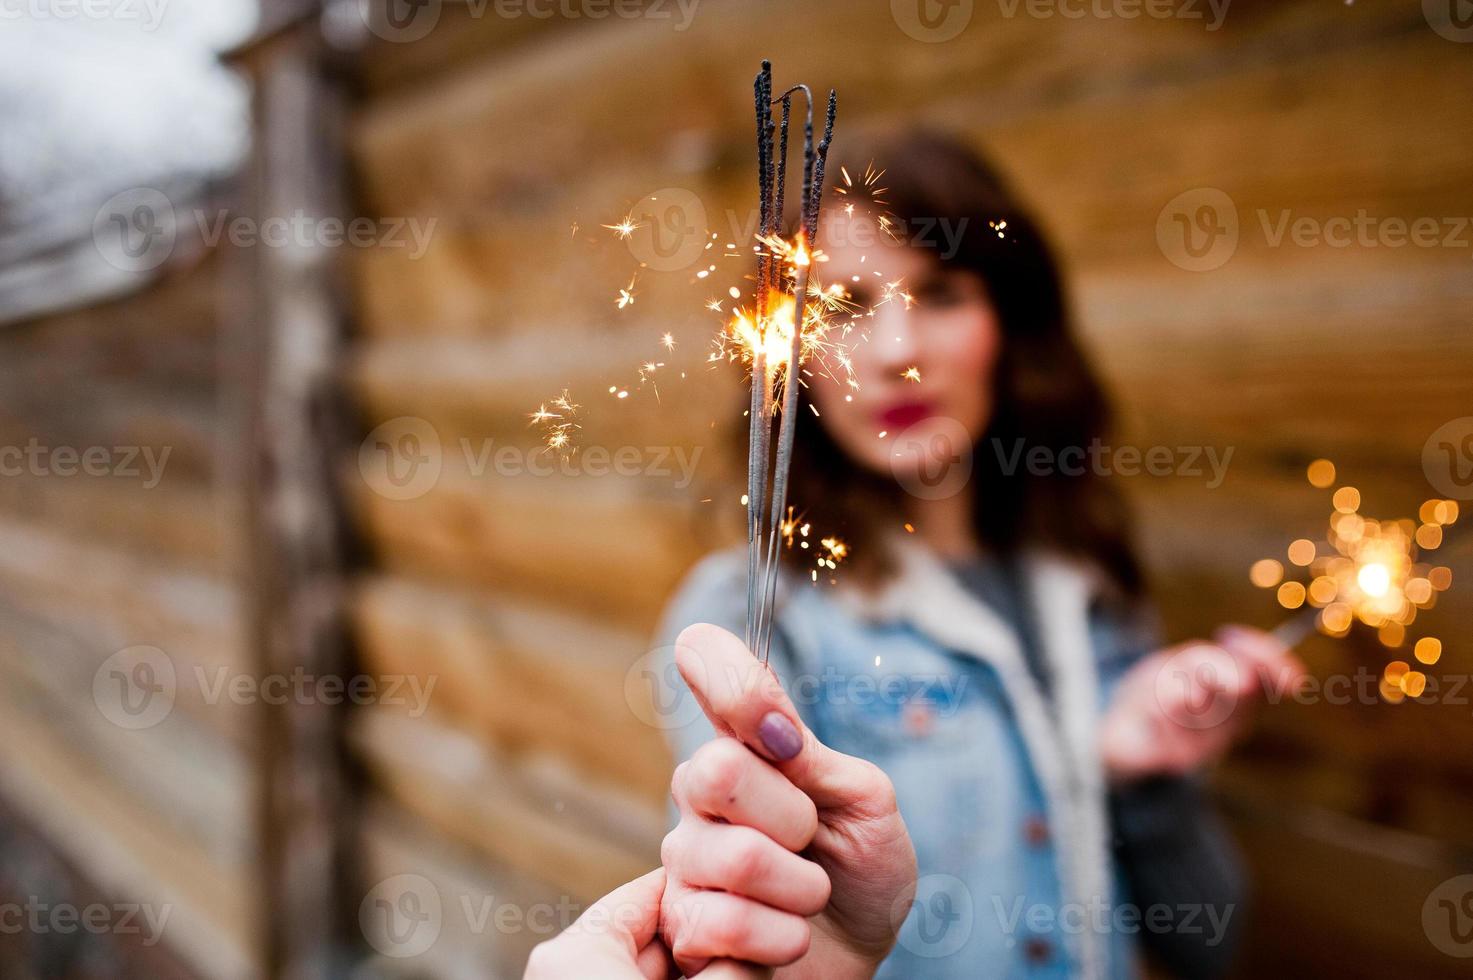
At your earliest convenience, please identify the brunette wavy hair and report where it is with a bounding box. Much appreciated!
[759,129,1145,599]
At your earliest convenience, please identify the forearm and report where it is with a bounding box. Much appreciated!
[1110,776,1246,979]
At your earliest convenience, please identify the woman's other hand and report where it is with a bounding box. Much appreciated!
[524,868,672,979]
[1101,625,1306,784]
[660,623,917,980]
[525,866,770,979]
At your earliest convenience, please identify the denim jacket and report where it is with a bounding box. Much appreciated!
[656,538,1164,980]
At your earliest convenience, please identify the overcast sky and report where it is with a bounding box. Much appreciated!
[0,0,260,319]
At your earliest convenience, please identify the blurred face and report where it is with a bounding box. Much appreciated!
[808,211,1002,481]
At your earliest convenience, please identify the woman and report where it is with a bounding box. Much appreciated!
[656,131,1302,979]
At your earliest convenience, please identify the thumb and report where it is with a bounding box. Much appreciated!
[673,623,890,812]
[565,867,666,953]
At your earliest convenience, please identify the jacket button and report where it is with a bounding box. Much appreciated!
[1023,937,1052,964]
[902,703,935,737]
[1023,815,1049,847]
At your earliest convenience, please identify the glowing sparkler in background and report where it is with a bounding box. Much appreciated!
[740,60,837,665]
[1255,458,1458,702]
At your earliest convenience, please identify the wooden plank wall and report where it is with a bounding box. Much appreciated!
[343,1,1473,975]
[0,253,260,979]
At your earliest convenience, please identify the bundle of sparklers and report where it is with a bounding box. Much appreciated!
[743,61,837,665]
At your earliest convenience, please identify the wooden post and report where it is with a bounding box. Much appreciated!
[226,6,357,977]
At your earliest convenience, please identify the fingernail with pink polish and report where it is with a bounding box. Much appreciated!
[758,712,802,761]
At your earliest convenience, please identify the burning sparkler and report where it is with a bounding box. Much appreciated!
[739,60,838,665]
[1255,458,1459,701]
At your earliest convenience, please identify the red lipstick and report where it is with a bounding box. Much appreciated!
[877,401,934,431]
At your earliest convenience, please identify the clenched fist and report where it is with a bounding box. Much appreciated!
[660,624,917,979]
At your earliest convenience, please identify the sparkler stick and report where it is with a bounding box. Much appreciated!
[742,62,839,664]
[1269,606,1319,648]
[746,62,775,649]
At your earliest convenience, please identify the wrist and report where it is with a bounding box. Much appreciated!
[778,922,887,980]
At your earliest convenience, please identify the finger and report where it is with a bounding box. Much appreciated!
[661,821,831,917]
[1216,625,1308,696]
[692,961,773,980]
[673,738,819,852]
[664,889,810,971]
[635,937,674,980]
[673,623,895,812]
